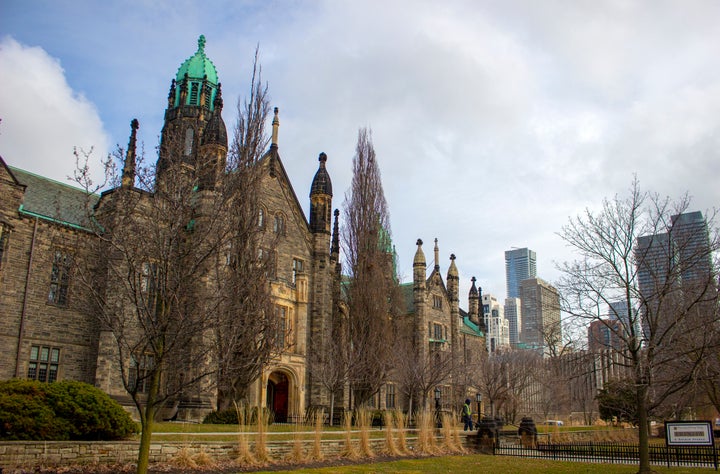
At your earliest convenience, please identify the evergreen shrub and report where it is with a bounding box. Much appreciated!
[0,379,137,440]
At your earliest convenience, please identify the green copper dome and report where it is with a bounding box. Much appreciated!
[176,35,218,84]
[171,35,221,110]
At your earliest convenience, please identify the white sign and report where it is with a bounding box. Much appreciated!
[665,421,714,446]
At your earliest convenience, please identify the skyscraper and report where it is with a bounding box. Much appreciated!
[636,211,713,340]
[504,297,521,346]
[519,277,560,357]
[505,248,537,299]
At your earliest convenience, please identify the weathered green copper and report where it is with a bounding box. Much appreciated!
[176,35,218,84]
[173,35,220,110]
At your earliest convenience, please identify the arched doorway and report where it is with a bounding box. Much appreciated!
[266,372,289,423]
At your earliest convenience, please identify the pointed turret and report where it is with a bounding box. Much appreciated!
[477,285,487,332]
[309,152,333,234]
[468,276,479,324]
[271,106,280,148]
[447,253,460,367]
[413,238,427,287]
[121,119,139,189]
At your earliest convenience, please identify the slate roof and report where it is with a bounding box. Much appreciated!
[9,167,99,229]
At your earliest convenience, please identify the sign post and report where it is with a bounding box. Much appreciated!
[664,421,716,470]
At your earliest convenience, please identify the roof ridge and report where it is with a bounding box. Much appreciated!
[9,166,100,197]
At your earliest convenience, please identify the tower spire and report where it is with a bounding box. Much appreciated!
[271,107,279,147]
[434,238,440,271]
[122,119,139,188]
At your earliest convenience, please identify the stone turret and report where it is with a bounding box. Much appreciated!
[309,152,332,234]
[468,276,479,325]
[121,119,139,189]
[447,254,460,372]
[156,35,227,191]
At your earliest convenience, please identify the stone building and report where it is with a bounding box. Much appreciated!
[0,36,485,421]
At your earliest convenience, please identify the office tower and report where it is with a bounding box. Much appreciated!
[505,248,537,299]
[636,211,713,339]
[519,277,560,357]
[504,297,521,346]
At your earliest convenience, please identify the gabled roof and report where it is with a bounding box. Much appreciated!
[260,145,310,231]
[1,156,24,189]
[8,166,98,229]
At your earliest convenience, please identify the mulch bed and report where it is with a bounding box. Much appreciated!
[3,453,438,473]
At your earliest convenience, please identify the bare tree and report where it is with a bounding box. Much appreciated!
[76,139,235,473]
[342,127,397,407]
[213,49,280,410]
[392,326,454,418]
[308,328,351,426]
[556,178,720,473]
[72,48,279,474]
[477,349,538,420]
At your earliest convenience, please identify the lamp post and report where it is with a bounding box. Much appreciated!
[476,393,482,425]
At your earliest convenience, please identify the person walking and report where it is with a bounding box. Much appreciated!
[462,398,473,431]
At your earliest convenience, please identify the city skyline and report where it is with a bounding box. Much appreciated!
[2,2,719,303]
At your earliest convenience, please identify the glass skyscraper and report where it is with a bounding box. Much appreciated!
[505,247,537,298]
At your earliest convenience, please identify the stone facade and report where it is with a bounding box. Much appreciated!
[0,36,485,421]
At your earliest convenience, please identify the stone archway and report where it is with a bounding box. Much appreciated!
[266,371,289,423]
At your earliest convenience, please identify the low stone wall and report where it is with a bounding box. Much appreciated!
[1,436,474,471]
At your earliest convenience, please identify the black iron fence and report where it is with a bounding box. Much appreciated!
[494,441,719,470]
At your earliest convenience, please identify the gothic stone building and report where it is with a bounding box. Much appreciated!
[0,36,485,421]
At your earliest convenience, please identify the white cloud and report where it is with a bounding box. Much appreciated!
[0,36,109,186]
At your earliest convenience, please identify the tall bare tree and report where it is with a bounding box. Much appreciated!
[392,325,454,417]
[213,49,280,410]
[308,328,351,425]
[342,127,397,407]
[76,137,236,474]
[557,178,720,473]
[72,49,279,474]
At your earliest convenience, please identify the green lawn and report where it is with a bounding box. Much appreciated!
[253,453,718,474]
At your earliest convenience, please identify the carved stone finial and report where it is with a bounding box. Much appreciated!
[416,238,423,246]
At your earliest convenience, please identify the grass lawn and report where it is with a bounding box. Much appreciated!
[252,453,718,473]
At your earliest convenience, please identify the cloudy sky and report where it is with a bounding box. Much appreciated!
[2,0,719,304]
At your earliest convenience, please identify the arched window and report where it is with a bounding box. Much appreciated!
[274,214,284,235]
[184,127,194,156]
[258,208,265,228]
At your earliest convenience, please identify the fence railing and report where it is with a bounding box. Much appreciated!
[494,441,719,469]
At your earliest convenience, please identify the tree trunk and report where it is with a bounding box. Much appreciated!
[636,383,654,473]
[136,370,161,474]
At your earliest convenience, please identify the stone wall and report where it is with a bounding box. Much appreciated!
[1,437,446,470]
